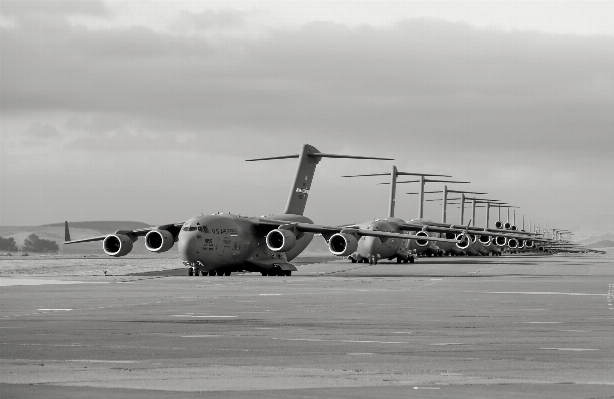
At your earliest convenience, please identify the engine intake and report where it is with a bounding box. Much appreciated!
[266,229,297,252]
[145,229,175,253]
[328,233,358,256]
[455,233,471,250]
[495,221,503,229]
[415,231,429,247]
[508,238,518,249]
[479,235,492,245]
[494,236,507,246]
[103,234,134,257]
[516,239,525,249]
[525,240,535,248]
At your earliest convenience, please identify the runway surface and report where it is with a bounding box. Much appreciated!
[1,255,613,398]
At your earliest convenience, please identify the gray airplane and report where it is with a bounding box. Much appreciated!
[64,144,456,276]
[329,167,475,264]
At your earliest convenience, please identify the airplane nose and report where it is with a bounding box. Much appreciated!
[178,233,199,262]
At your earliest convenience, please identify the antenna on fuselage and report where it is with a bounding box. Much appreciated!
[341,168,451,218]
[247,144,392,216]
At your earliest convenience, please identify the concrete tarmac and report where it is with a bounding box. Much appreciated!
[1,255,613,398]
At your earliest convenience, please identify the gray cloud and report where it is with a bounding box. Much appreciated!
[1,0,109,18]
[24,122,61,138]
[172,9,248,31]
[2,17,612,160]
[1,11,613,228]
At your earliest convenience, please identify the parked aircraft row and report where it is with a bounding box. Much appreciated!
[64,144,595,276]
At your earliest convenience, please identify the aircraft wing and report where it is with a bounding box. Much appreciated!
[396,222,548,241]
[63,223,184,244]
[254,218,458,244]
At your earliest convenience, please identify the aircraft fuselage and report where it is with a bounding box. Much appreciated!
[178,213,313,273]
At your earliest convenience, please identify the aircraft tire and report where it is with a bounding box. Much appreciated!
[225,271,231,276]
[396,257,401,263]
[409,256,415,264]
[188,268,193,276]
[351,257,357,263]
[284,271,291,276]
[261,272,267,276]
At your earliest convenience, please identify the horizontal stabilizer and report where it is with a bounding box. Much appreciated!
[311,153,392,160]
[246,154,300,161]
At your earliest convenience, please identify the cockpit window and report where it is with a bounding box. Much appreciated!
[197,226,209,233]
[182,226,198,231]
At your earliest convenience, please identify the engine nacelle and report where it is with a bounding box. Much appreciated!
[516,239,525,249]
[504,222,511,230]
[455,233,471,250]
[508,238,518,249]
[495,221,503,229]
[266,229,297,252]
[103,234,134,257]
[415,231,429,247]
[145,229,175,253]
[479,235,492,245]
[525,240,535,248]
[494,236,507,247]
[328,233,358,256]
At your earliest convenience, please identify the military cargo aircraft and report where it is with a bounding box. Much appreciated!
[64,144,457,276]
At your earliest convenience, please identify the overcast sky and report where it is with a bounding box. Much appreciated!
[1,1,613,238]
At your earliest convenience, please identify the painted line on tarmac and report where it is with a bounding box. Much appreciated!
[271,337,409,344]
[171,315,237,318]
[541,348,598,351]
[487,291,606,296]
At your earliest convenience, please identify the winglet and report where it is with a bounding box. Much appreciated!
[64,221,71,242]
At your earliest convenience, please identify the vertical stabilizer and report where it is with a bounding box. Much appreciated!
[64,221,71,242]
[247,144,392,216]
[388,166,398,218]
[283,144,321,215]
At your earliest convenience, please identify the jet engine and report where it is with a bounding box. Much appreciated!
[525,240,535,248]
[414,231,430,247]
[455,233,471,250]
[479,235,492,245]
[507,238,519,249]
[495,221,503,229]
[328,233,358,256]
[516,239,525,249]
[494,236,507,247]
[266,229,297,252]
[145,229,175,253]
[103,234,134,257]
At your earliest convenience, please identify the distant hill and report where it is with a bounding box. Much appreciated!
[586,240,614,249]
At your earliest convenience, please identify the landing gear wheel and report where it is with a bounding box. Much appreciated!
[225,271,231,276]
[409,256,415,264]
[188,268,193,276]
[261,272,268,276]
[396,257,401,264]
[284,271,291,276]
[351,257,357,263]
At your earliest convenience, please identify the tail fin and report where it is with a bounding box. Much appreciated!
[247,144,392,216]
[64,221,71,242]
